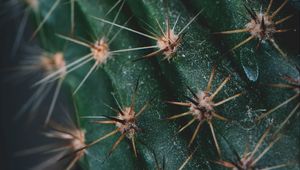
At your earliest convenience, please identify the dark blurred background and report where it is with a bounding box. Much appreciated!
[0,0,78,169]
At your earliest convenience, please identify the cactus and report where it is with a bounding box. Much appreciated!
[2,0,299,169]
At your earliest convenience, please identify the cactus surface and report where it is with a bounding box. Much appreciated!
[0,0,299,170]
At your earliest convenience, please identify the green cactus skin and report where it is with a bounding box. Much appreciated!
[6,0,299,169]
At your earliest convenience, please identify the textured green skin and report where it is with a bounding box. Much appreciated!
[182,0,299,81]
[33,0,299,169]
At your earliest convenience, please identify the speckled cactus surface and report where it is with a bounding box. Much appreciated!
[0,0,299,170]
